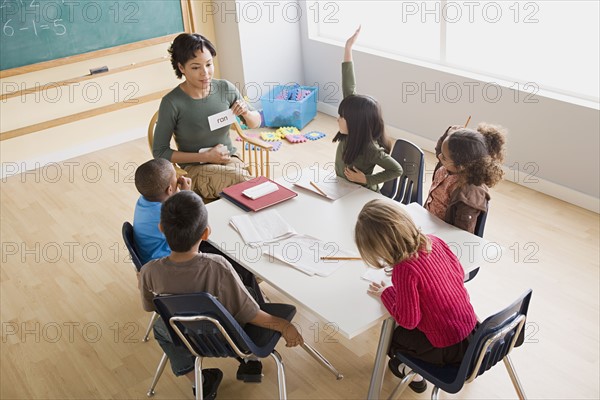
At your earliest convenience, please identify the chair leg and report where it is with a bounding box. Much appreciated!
[195,357,204,400]
[367,317,396,399]
[143,312,159,342]
[270,350,287,400]
[387,370,416,400]
[301,343,344,380]
[504,355,527,400]
[146,353,168,397]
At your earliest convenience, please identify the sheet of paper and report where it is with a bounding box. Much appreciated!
[262,234,359,277]
[404,202,501,269]
[293,167,361,200]
[230,209,296,247]
[361,267,393,287]
[208,109,235,131]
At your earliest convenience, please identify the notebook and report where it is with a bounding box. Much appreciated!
[220,176,297,212]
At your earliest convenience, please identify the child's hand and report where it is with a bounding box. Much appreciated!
[345,25,361,51]
[178,176,192,191]
[344,25,361,62]
[230,99,249,117]
[447,124,463,135]
[282,323,304,347]
[367,280,386,297]
[344,166,367,184]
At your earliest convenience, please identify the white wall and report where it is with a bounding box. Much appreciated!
[211,0,304,107]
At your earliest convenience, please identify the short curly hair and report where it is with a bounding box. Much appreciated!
[446,123,507,187]
[168,33,217,79]
[134,158,174,201]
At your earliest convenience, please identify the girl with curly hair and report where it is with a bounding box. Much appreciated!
[424,123,507,234]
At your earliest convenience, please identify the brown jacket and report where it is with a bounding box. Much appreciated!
[445,184,490,234]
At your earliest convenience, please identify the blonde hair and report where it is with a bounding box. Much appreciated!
[354,199,431,269]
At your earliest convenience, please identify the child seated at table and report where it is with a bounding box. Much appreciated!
[333,26,403,192]
[133,158,264,303]
[424,123,506,234]
[133,158,191,264]
[139,191,304,398]
[355,199,477,393]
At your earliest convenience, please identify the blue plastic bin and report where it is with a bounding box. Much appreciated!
[260,85,318,130]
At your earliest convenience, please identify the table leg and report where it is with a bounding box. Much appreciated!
[301,343,344,380]
[367,317,395,400]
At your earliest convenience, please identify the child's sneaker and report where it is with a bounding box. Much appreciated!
[192,368,223,400]
[236,359,263,383]
[388,357,427,393]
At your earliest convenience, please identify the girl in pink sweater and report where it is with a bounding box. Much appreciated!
[355,199,477,392]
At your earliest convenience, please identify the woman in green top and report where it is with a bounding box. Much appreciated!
[333,27,403,192]
[153,33,262,200]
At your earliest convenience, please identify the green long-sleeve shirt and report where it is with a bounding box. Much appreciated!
[153,80,252,166]
[335,62,402,191]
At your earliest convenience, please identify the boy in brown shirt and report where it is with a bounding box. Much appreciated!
[139,191,303,399]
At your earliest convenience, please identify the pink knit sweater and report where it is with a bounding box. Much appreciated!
[381,235,477,348]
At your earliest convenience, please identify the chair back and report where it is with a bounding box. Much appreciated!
[462,289,532,381]
[122,222,143,271]
[153,293,293,359]
[231,122,273,178]
[380,139,425,205]
[474,203,489,238]
[396,289,532,394]
[147,111,188,177]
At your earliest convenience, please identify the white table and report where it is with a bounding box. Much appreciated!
[206,180,492,397]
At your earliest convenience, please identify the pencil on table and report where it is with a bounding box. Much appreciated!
[320,256,362,261]
[310,181,328,197]
[464,115,472,128]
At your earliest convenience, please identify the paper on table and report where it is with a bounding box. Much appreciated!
[404,202,500,268]
[230,209,296,247]
[242,181,279,200]
[361,267,392,287]
[263,234,359,277]
[293,168,361,200]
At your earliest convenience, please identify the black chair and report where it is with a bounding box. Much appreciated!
[474,203,489,238]
[463,203,489,283]
[388,289,533,400]
[147,292,296,399]
[381,139,425,205]
[121,222,159,342]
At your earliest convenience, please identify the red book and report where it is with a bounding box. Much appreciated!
[220,176,297,212]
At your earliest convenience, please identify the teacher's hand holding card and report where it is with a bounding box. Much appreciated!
[198,144,230,164]
[231,99,249,118]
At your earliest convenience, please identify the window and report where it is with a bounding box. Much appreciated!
[307,0,599,104]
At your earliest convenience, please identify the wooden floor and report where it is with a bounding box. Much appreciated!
[1,112,599,399]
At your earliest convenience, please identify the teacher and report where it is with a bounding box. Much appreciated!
[152,33,261,200]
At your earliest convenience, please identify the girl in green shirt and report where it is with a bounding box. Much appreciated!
[333,26,403,192]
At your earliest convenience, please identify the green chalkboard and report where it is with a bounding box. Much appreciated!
[0,0,185,71]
